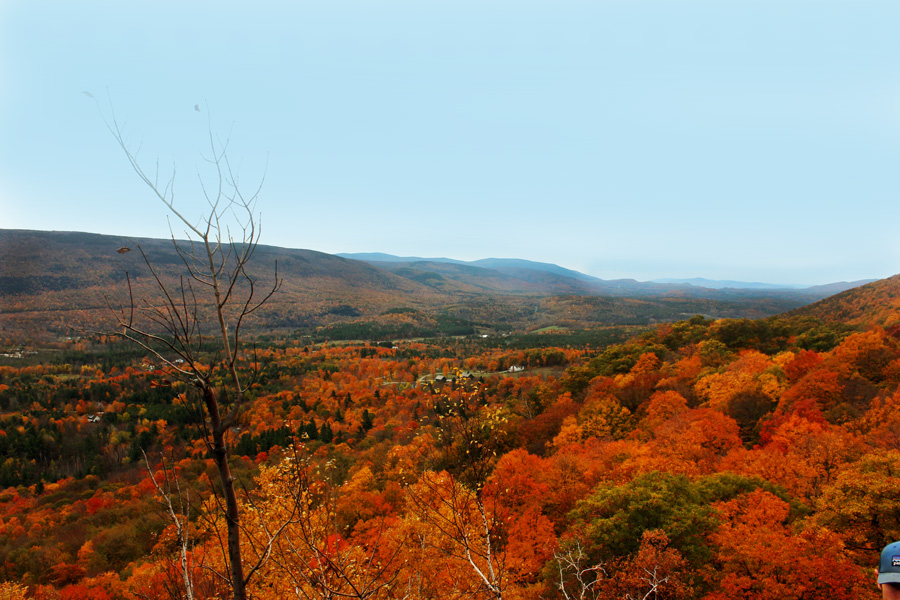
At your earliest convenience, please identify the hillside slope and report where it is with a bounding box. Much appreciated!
[341,253,869,299]
[0,229,852,341]
[0,230,443,337]
[787,274,900,328]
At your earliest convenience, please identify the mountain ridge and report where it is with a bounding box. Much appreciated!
[787,273,900,328]
[339,252,874,294]
[0,229,883,341]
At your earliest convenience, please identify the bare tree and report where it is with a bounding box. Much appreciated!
[274,459,403,599]
[550,541,606,600]
[141,451,198,600]
[624,567,668,600]
[402,391,513,600]
[96,101,281,600]
[405,470,506,600]
[548,532,681,600]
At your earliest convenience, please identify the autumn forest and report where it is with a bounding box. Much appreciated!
[4,0,898,597]
[3,268,900,599]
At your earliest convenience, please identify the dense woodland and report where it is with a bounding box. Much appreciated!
[1,302,899,599]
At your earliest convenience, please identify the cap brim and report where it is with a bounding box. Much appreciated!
[879,573,900,584]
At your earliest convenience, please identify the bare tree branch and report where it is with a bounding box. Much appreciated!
[88,98,283,600]
[143,450,196,600]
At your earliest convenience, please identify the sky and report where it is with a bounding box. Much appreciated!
[2,0,899,286]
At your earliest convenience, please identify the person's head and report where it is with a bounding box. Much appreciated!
[878,542,900,599]
[881,582,900,600]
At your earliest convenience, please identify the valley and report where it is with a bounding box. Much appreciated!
[0,230,868,345]
[0,230,896,599]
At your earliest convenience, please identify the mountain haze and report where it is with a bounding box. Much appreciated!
[0,230,879,341]
[339,253,871,298]
[652,277,805,290]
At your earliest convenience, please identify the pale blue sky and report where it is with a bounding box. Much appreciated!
[2,0,899,285]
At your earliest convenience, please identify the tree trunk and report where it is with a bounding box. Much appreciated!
[204,386,247,600]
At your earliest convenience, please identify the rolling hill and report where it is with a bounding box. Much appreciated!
[339,253,869,299]
[0,230,876,342]
[786,274,900,328]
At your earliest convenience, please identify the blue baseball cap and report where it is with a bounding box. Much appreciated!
[879,542,900,584]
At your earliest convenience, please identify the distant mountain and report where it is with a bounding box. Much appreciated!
[341,253,600,281]
[802,279,878,295]
[348,256,703,298]
[0,230,439,338]
[340,253,870,298]
[335,252,468,265]
[787,274,900,328]
[651,277,805,290]
[338,253,600,283]
[651,277,875,292]
[1,230,869,342]
[471,258,600,283]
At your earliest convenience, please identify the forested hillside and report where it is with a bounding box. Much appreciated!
[0,230,851,343]
[788,274,900,328]
[0,290,897,598]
